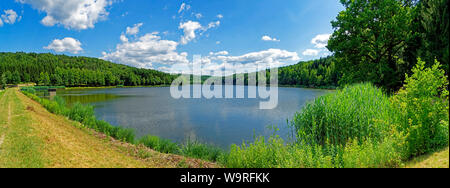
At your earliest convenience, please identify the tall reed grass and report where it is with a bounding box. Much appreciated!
[292,83,394,146]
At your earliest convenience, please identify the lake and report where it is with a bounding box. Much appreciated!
[53,86,330,149]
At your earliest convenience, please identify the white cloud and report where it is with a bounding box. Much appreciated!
[1,9,19,24]
[206,21,220,30]
[178,3,185,14]
[311,34,331,48]
[216,41,221,45]
[44,37,83,54]
[302,49,320,56]
[178,3,190,14]
[17,0,112,30]
[217,14,223,19]
[102,30,189,69]
[0,18,3,27]
[178,20,221,45]
[262,35,280,42]
[209,51,229,56]
[164,49,300,76]
[126,23,143,35]
[179,21,202,45]
[120,34,128,43]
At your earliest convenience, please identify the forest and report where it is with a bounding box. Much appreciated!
[0,52,176,87]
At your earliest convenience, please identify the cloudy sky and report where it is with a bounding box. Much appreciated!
[0,0,343,75]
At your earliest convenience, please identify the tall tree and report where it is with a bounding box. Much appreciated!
[328,0,414,91]
[419,0,449,73]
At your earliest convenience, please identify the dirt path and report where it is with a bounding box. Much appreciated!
[0,89,215,168]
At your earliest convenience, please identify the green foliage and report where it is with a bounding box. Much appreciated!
[391,59,449,157]
[418,0,449,74]
[1,70,21,85]
[138,135,180,154]
[222,59,449,168]
[328,0,414,91]
[221,136,335,168]
[278,56,339,88]
[0,52,175,87]
[38,72,50,86]
[340,136,405,168]
[20,87,36,94]
[180,141,224,162]
[292,83,394,146]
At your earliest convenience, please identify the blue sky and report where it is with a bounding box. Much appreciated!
[0,0,343,74]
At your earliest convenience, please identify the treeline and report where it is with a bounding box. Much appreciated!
[0,52,175,87]
[199,56,337,88]
[278,56,339,88]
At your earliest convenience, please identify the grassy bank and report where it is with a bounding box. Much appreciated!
[21,89,224,163]
[1,88,216,168]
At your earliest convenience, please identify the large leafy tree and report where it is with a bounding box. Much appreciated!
[419,0,449,74]
[328,0,414,91]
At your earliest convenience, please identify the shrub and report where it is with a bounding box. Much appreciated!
[340,136,404,168]
[221,136,334,168]
[391,59,449,157]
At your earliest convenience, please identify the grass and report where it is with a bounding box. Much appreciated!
[405,147,449,168]
[292,83,394,146]
[1,88,216,168]
[221,81,448,168]
[21,89,224,163]
[0,89,45,168]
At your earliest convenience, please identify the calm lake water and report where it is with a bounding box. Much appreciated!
[53,86,330,149]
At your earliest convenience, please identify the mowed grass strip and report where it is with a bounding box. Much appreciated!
[405,147,449,168]
[0,89,45,168]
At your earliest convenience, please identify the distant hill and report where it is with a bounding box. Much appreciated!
[0,52,175,87]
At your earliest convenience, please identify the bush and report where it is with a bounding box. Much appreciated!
[292,83,394,146]
[391,59,449,157]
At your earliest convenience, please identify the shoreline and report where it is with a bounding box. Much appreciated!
[63,84,338,90]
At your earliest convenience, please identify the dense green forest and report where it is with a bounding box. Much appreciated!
[278,57,339,88]
[0,52,339,89]
[0,52,175,87]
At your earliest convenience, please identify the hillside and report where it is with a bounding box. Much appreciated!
[0,52,175,87]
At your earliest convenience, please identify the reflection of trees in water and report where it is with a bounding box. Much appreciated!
[60,93,120,106]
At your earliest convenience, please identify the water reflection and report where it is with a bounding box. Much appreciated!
[53,86,330,149]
